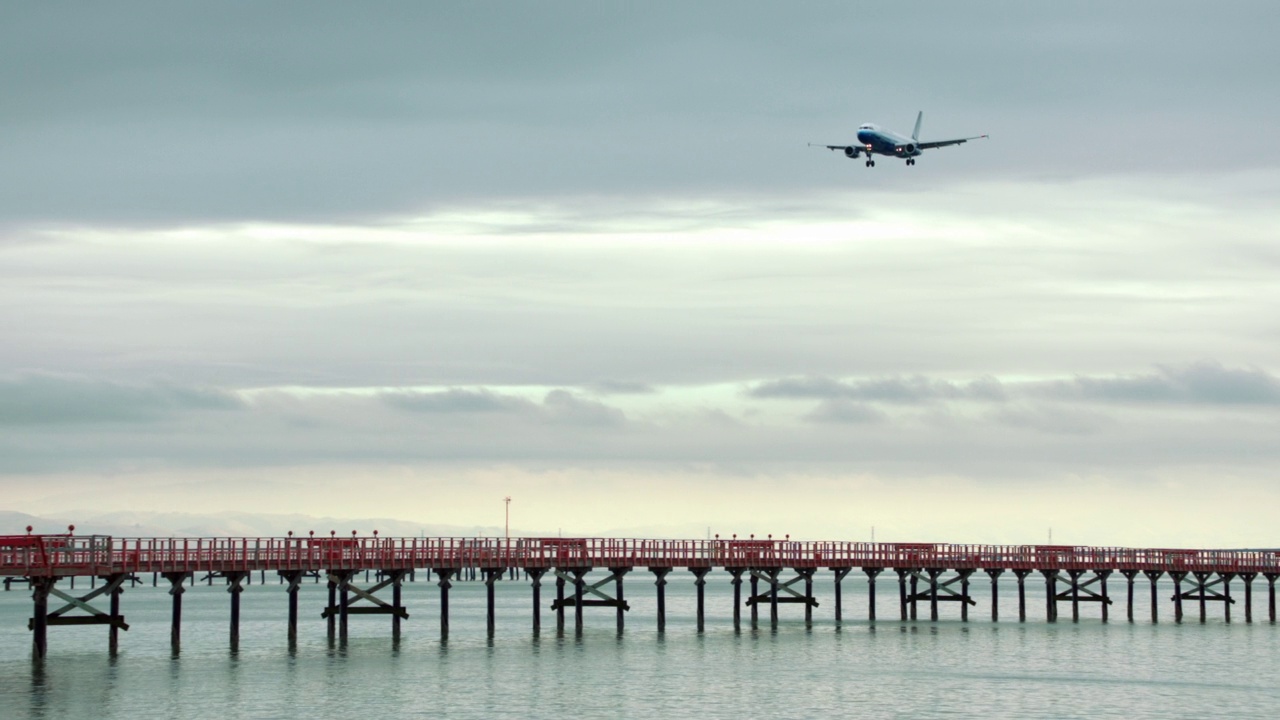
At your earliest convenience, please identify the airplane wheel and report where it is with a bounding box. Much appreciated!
[865,161,871,167]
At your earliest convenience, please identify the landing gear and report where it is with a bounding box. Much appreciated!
[865,160,876,167]
[906,158,916,166]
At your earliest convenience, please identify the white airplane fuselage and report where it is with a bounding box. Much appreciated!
[853,124,921,159]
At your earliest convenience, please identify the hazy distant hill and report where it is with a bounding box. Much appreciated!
[3,510,722,540]
[3,510,506,539]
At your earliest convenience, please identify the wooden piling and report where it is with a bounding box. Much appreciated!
[861,568,878,622]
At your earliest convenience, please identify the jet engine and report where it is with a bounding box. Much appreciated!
[844,146,860,159]
[903,142,917,155]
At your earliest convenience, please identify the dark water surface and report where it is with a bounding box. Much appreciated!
[3,571,1278,719]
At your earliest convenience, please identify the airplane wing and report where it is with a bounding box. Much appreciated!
[918,134,988,150]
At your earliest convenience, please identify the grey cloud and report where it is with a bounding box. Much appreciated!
[988,405,1115,436]
[749,376,1007,403]
[542,390,628,428]
[383,387,627,427]
[0,375,243,426]
[1,375,1277,478]
[1035,363,1280,405]
[587,380,658,396]
[382,388,535,414]
[751,365,1280,409]
[803,400,887,425]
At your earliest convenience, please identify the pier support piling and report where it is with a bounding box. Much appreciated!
[164,572,189,653]
[1121,570,1138,622]
[279,571,302,646]
[555,572,566,634]
[435,568,455,638]
[1040,570,1058,622]
[909,573,919,620]
[1014,570,1030,622]
[1098,570,1111,623]
[1195,571,1210,623]
[728,568,744,631]
[896,569,909,621]
[483,568,504,637]
[750,571,760,627]
[799,568,816,626]
[1144,570,1163,623]
[227,571,247,651]
[1223,573,1235,624]
[859,568,877,622]
[572,568,587,634]
[30,577,54,660]
[527,568,545,634]
[1241,573,1255,624]
[1171,571,1185,623]
[986,569,1003,621]
[690,567,710,632]
[326,576,337,641]
[1266,573,1278,623]
[1069,569,1083,623]
[611,567,631,634]
[927,568,942,621]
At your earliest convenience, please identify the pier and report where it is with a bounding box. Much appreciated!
[5,530,1278,658]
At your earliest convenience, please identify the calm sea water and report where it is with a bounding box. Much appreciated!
[2,570,1278,719]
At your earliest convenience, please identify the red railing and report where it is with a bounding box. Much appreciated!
[4,535,1279,577]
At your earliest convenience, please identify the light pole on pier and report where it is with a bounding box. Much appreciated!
[504,496,511,542]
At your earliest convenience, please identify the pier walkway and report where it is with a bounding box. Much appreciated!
[5,532,1279,657]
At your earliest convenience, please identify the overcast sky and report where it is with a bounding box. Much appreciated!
[3,2,1279,546]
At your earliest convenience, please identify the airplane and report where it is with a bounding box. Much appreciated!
[811,112,987,167]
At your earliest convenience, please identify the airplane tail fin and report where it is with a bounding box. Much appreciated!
[912,111,923,142]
